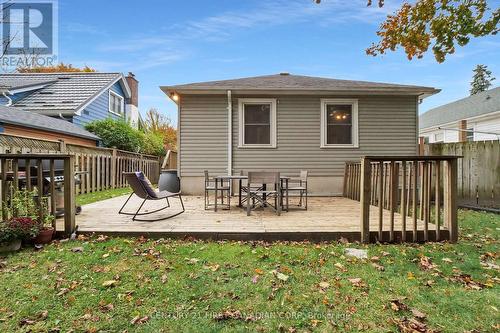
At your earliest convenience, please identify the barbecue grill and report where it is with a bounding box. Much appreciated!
[8,160,83,217]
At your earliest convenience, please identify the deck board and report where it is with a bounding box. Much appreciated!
[66,195,447,242]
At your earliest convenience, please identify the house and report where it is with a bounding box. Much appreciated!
[0,72,139,128]
[419,87,500,143]
[161,73,439,195]
[0,105,100,146]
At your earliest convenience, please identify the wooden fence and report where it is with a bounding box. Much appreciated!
[0,133,161,194]
[344,156,459,243]
[424,141,500,209]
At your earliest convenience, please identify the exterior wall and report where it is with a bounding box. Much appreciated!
[421,126,459,143]
[73,82,125,127]
[470,117,500,141]
[420,114,500,143]
[0,124,98,146]
[179,94,418,195]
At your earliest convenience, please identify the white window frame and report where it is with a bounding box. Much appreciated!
[108,90,124,116]
[320,98,359,148]
[238,98,277,148]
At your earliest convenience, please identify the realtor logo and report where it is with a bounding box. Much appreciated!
[1,0,58,68]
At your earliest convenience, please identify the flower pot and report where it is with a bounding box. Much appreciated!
[0,239,22,253]
[33,227,54,244]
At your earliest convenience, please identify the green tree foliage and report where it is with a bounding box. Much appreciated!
[366,0,499,63]
[85,118,167,156]
[142,108,177,150]
[17,62,96,73]
[315,0,499,63]
[470,64,496,95]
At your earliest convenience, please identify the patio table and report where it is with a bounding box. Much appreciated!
[213,175,289,212]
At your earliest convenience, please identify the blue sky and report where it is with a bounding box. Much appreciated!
[58,0,499,124]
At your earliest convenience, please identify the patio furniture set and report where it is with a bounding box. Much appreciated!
[204,170,309,215]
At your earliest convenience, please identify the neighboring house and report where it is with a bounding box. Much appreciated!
[420,87,500,143]
[0,72,140,128]
[0,105,100,146]
[161,73,439,195]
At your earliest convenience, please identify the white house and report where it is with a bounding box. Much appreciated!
[420,87,500,143]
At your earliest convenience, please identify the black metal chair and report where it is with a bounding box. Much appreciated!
[204,170,230,210]
[119,172,185,221]
[246,172,281,216]
[283,170,308,210]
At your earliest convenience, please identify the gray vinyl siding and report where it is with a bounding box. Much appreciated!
[180,94,417,177]
[179,95,228,177]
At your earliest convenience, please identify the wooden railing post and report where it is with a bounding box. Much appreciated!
[58,139,66,153]
[444,158,458,242]
[342,163,348,197]
[111,148,117,189]
[360,157,372,243]
[63,155,76,236]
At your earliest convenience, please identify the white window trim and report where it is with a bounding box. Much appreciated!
[238,98,277,148]
[108,90,124,116]
[320,98,359,148]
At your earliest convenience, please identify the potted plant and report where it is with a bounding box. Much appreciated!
[0,220,22,253]
[33,214,55,244]
[4,189,55,245]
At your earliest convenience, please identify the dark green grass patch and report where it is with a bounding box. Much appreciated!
[0,210,498,332]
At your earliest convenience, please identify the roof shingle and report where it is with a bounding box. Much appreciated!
[161,73,439,96]
[0,72,126,116]
[419,87,500,129]
[0,105,100,141]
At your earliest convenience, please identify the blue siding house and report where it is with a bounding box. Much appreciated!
[0,72,139,128]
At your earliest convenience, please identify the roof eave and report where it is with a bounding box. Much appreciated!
[161,86,440,98]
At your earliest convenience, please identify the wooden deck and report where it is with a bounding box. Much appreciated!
[67,195,448,242]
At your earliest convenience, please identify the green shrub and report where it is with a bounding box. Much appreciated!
[85,118,166,156]
[85,118,143,153]
[141,131,166,156]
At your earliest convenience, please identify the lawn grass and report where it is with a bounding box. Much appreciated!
[76,187,132,206]
[0,210,498,332]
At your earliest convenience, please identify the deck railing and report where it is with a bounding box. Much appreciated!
[0,154,76,236]
[0,133,161,194]
[343,156,460,243]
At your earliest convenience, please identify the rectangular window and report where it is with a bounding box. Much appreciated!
[109,91,124,115]
[321,99,358,148]
[466,128,474,141]
[434,132,444,143]
[238,99,276,148]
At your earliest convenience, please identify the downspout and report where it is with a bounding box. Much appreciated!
[227,90,232,176]
[2,92,12,106]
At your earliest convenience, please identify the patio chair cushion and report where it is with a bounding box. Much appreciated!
[135,171,157,198]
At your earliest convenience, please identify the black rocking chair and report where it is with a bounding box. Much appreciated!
[119,172,185,221]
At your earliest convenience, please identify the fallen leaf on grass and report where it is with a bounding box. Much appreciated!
[71,247,83,253]
[102,253,110,258]
[347,278,365,288]
[334,262,347,272]
[448,274,488,290]
[411,308,427,320]
[441,257,453,263]
[214,310,255,322]
[203,264,220,272]
[254,268,264,275]
[391,317,440,333]
[419,256,437,271]
[319,281,330,289]
[390,299,409,312]
[276,272,289,282]
[102,280,118,288]
[130,315,149,325]
[161,274,168,284]
[371,263,385,271]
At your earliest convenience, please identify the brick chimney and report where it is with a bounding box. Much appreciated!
[125,72,139,128]
[125,72,138,107]
[458,119,467,142]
